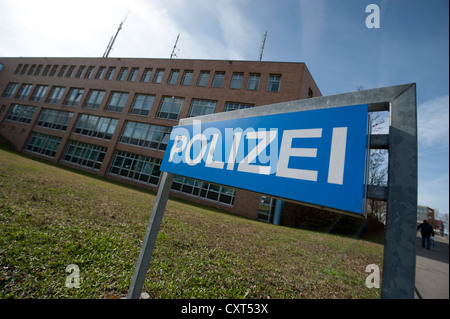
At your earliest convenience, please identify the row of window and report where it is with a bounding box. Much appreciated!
[25,132,235,205]
[3,83,255,120]
[4,84,255,122]
[6,104,173,152]
[12,63,282,92]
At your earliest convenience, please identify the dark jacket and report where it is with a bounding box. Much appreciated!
[417,221,435,236]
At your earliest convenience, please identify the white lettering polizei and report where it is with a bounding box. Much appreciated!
[167,126,348,183]
[237,130,277,175]
[327,127,347,185]
[205,133,224,169]
[185,134,208,166]
[276,128,322,181]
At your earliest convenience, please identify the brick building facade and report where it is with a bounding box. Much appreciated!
[0,57,321,222]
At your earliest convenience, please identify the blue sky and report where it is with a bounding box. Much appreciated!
[0,0,448,218]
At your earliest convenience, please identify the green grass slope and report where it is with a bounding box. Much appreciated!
[0,148,384,299]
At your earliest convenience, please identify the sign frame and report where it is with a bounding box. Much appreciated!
[127,83,417,299]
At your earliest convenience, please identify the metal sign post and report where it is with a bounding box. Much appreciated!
[127,172,174,299]
[127,83,417,299]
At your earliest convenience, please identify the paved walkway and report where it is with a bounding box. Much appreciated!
[414,234,449,299]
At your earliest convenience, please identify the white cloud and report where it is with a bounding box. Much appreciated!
[111,0,181,58]
[418,173,449,215]
[215,0,261,60]
[418,94,449,149]
[0,0,263,60]
[417,94,449,215]
[0,0,130,57]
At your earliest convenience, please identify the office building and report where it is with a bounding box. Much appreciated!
[0,57,321,223]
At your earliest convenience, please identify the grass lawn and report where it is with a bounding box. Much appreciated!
[0,146,384,299]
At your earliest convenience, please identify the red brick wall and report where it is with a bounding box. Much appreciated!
[0,57,321,220]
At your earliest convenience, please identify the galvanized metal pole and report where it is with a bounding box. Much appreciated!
[381,83,417,298]
[127,172,174,299]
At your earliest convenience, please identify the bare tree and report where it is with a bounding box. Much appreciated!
[358,86,388,222]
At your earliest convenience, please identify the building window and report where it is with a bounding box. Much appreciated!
[181,70,193,85]
[157,96,184,120]
[73,114,118,140]
[64,88,85,107]
[257,196,275,223]
[2,82,19,98]
[130,94,155,116]
[63,140,107,170]
[14,64,23,74]
[153,69,165,83]
[49,65,58,77]
[197,71,210,87]
[96,67,105,79]
[224,102,254,112]
[6,104,37,124]
[230,72,244,89]
[117,67,127,81]
[247,74,260,90]
[46,86,66,104]
[15,84,32,100]
[308,87,314,98]
[189,99,217,117]
[58,65,67,77]
[109,151,162,186]
[26,132,62,158]
[128,68,138,81]
[172,176,236,205]
[66,66,75,78]
[212,72,225,88]
[20,64,29,75]
[168,69,179,85]
[106,91,129,113]
[34,64,43,76]
[36,109,73,131]
[85,66,95,79]
[84,90,105,110]
[267,75,281,92]
[42,65,51,76]
[141,68,152,82]
[75,66,85,78]
[106,67,116,80]
[27,64,36,75]
[30,85,48,102]
[119,121,171,151]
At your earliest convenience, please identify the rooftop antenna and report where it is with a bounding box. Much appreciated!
[258,31,267,61]
[102,11,129,58]
[170,33,180,59]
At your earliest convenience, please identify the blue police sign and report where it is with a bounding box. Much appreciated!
[160,104,369,215]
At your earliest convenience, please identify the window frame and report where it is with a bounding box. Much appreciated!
[230,72,244,89]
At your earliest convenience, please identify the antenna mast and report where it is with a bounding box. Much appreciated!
[258,31,267,61]
[103,13,128,58]
[170,33,180,59]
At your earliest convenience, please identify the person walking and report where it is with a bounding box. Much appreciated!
[417,219,435,249]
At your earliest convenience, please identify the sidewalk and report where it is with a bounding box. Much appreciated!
[414,234,449,299]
